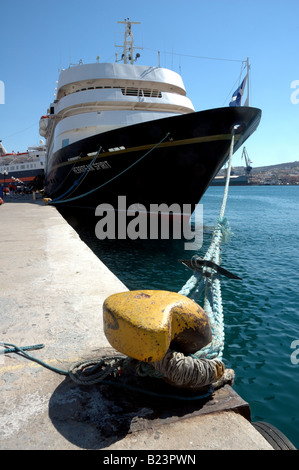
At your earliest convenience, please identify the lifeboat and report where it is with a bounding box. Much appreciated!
[39,115,49,137]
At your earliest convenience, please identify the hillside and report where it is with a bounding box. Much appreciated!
[218,161,299,185]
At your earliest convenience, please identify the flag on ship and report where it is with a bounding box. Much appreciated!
[229,74,248,107]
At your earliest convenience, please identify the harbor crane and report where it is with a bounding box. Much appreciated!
[241,147,253,175]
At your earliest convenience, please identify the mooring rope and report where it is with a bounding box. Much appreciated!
[178,127,237,361]
[0,342,214,400]
[132,349,234,391]
[153,351,225,389]
[129,127,238,389]
[49,147,102,204]
[49,133,170,205]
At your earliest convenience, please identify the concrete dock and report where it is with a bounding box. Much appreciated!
[0,196,274,450]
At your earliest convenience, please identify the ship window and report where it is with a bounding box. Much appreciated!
[121,88,162,98]
[108,146,125,152]
[122,88,139,96]
[62,139,69,148]
[151,90,162,98]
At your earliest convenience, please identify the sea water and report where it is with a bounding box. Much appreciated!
[73,185,299,448]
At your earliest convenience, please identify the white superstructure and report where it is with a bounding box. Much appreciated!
[0,143,46,175]
[40,19,195,172]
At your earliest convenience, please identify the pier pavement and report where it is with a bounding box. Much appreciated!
[0,196,273,450]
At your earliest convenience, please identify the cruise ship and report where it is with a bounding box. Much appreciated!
[40,19,261,212]
[0,140,45,191]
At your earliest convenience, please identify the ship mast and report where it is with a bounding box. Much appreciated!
[244,57,250,106]
[115,18,143,64]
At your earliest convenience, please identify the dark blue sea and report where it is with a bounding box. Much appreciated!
[71,185,299,448]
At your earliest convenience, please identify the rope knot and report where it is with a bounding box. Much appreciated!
[151,350,234,391]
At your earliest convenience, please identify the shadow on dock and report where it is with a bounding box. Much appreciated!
[48,351,249,450]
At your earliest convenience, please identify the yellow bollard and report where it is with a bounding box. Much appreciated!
[103,290,212,362]
[43,198,52,205]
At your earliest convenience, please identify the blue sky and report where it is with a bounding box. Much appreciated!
[0,0,298,168]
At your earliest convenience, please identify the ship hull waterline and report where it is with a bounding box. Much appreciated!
[45,106,261,213]
[211,175,250,186]
[0,169,44,186]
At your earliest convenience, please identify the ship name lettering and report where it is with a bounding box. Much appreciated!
[73,161,111,174]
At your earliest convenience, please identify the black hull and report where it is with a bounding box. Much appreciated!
[45,106,261,211]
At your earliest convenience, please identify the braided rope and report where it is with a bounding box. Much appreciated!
[152,350,225,389]
[69,356,126,385]
[178,128,236,362]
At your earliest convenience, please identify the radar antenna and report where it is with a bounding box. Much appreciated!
[115,18,143,64]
